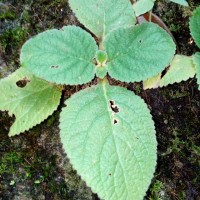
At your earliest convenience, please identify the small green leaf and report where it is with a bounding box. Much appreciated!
[60,82,157,200]
[143,73,161,90]
[169,0,188,6]
[69,0,136,40]
[160,55,196,87]
[193,52,200,90]
[96,50,107,65]
[104,23,176,82]
[95,66,108,79]
[0,68,62,136]
[133,0,155,17]
[95,50,108,79]
[190,6,200,48]
[20,26,98,85]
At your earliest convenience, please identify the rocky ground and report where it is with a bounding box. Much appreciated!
[0,0,199,199]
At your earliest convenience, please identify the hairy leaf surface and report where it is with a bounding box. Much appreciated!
[160,55,196,87]
[190,6,200,48]
[60,82,157,200]
[69,0,136,41]
[133,0,155,17]
[0,68,62,136]
[104,23,176,82]
[20,26,98,85]
[169,0,188,6]
[193,52,200,90]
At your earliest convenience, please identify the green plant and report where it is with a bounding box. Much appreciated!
[143,5,200,90]
[133,0,188,17]
[0,0,180,199]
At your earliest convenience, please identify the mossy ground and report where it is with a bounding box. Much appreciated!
[0,0,199,199]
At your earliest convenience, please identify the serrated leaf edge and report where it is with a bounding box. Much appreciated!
[59,83,157,199]
[0,70,63,137]
[189,6,200,49]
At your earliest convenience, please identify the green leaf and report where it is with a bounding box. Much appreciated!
[160,55,196,87]
[190,6,200,48]
[193,52,200,90]
[60,81,157,200]
[133,0,155,17]
[143,73,161,90]
[96,50,107,65]
[95,66,108,79]
[0,68,62,136]
[69,0,136,40]
[20,26,98,85]
[104,23,176,82]
[169,0,188,6]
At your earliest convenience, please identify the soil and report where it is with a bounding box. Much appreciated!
[0,0,200,200]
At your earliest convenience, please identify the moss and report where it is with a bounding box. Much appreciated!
[0,27,29,51]
[148,179,166,200]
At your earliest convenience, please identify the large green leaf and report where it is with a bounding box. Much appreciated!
[60,81,157,200]
[0,68,62,136]
[160,55,196,87]
[104,23,176,82]
[190,6,200,48]
[69,0,136,41]
[169,0,188,6]
[133,0,155,17]
[20,26,98,85]
[193,52,200,90]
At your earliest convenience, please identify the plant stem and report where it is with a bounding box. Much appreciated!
[149,11,152,22]
[98,76,108,85]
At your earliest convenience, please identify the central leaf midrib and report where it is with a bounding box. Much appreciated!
[101,83,128,198]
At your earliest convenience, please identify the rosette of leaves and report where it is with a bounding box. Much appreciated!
[0,0,176,199]
[133,0,188,17]
[143,6,200,90]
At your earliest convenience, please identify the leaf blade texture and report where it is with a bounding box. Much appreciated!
[133,0,155,17]
[169,0,188,6]
[20,26,98,85]
[193,52,200,90]
[160,55,196,87]
[0,68,62,136]
[143,73,161,90]
[60,82,157,200]
[69,0,136,40]
[190,6,200,48]
[104,23,176,82]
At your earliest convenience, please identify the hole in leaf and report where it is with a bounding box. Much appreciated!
[113,119,118,124]
[109,100,119,113]
[16,77,30,88]
[51,65,59,69]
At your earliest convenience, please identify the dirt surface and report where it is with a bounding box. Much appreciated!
[0,0,200,200]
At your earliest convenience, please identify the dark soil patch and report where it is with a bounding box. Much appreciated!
[0,0,200,200]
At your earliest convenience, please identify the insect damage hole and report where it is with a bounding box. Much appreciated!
[109,100,119,113]
[51,65,59,69]
[16,77,30,88]
[113,119,118,124]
